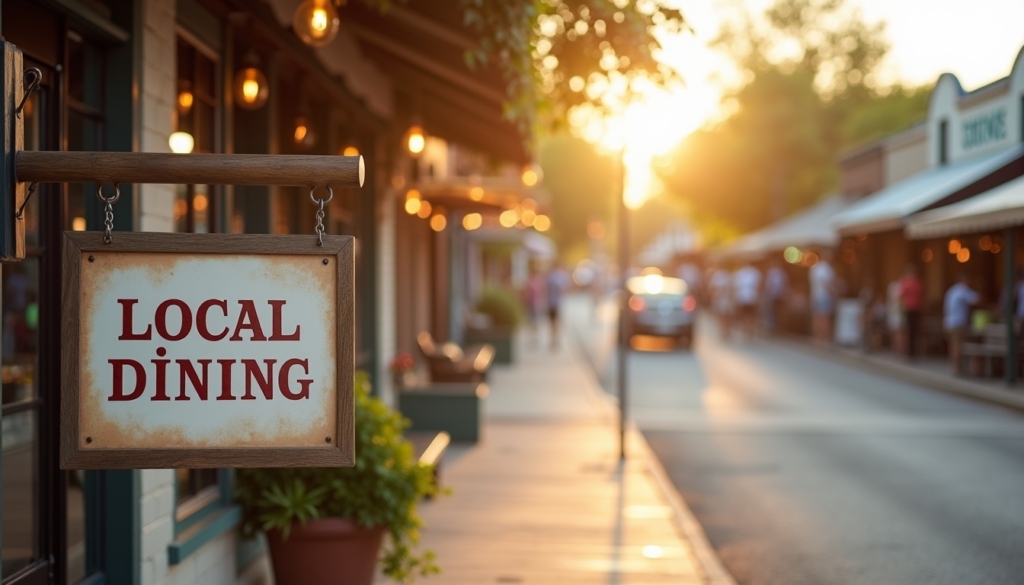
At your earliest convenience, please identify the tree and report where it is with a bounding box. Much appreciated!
[461,1,685,135]
[539,134,616,256]
[659,0,927,235]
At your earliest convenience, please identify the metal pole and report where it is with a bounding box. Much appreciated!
[617,147,629,460]
[1006,227,1016,386]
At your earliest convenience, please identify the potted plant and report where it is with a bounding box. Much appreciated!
[465,287,523,364]
[235,373,441,585]
[389,351,416,390]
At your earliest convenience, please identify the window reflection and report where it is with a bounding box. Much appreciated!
[1,411,38,577]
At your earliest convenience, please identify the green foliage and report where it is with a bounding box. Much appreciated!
[474,288,524,329]
[660,0,929,235]
[539,134,615,255]
[462,1,685,134]
[235,373,441,584]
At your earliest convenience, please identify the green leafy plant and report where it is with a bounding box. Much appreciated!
[474,287,524,329]
[235,373,441,583]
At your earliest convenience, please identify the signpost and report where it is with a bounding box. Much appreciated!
[0,39,366,469]
[61,232,355,469]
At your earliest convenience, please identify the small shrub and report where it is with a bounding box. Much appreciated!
[474,287,523,329]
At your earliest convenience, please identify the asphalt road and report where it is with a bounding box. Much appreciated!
[568,297,1024,585]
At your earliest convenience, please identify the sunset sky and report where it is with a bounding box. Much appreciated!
[593,0,1024,209]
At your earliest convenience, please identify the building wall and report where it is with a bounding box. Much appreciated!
[884,128,928,185]
[927,47,1024,168]
[135,1,271,582]
[138,0,177,232]
[838,146,885,198]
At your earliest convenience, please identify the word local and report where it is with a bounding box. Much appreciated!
[109,299,314,402]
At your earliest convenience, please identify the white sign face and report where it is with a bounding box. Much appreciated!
[62,233,354,469]
[82,253,335,448]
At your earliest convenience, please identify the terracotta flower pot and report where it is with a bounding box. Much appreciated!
[266,518,387,585]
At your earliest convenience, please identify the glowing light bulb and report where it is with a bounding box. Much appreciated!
[407,125,425,155]
[430,214,447,231]
[342,145,359,156]
[462,213,483,231]
[234,66,269,110]
[534,215,551,232]
[292,0,339,46]
[177,90,193,113]
[168,131,194,154]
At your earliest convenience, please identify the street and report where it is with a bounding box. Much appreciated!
[568,296,1024,585]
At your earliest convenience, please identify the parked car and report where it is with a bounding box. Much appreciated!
[625,274,697,347]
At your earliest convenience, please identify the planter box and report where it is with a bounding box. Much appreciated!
[464,327,514,364]
[398,383,488,443]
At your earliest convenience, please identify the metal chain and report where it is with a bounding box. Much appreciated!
[96,184,121,244]
[309,186,334,246]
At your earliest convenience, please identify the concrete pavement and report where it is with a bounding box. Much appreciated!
[567,295,1024,585]
[403,326,732,584]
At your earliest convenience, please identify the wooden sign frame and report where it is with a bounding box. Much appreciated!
[60,232,355,469]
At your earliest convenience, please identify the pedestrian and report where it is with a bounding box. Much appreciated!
[546,262,571,349]
[709,265,734,341]
[944,272,980,376]
[899,264,925,360]
[763,260,788,333]
[809,251,837,345]
[732,262,761,339]
[523,263,546,348]
[886,278,904,353]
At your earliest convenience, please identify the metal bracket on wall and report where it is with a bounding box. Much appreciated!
[1,41,26,262]
[0,39,365,265]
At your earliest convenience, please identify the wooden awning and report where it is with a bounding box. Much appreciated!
[341,1,530,163]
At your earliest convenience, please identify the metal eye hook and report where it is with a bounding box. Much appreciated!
[309,186,333,247]
[16,68,42,118]
[96,183,120,244]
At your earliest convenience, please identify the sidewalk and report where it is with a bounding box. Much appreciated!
[404,328,732,585]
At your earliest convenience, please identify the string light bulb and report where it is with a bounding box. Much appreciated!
[293,116,315,148]
[233,55,269,110]
[407,125,425,156]
[168,132,195,154]
[292,0,340,47]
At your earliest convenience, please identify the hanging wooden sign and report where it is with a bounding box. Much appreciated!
[60,231,354,469]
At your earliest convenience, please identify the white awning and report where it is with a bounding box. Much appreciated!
[831,145,1024,236]
[718,195,849,261]
[906,173,1024,239]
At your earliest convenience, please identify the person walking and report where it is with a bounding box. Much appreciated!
[732,263,762,339]
[899,264,925,360]
[809,251,837,345]
[546,263,571,349]
[523,264,547,348]
[709,265,734,341]
[763,260,788,333]
[944,272,980,375]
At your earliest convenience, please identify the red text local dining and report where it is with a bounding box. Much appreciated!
[107,298,314,402]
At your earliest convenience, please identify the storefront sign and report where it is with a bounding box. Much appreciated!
[962,109,1007,151]
[60,232,354,469]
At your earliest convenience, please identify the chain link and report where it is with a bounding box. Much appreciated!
[96,184,121,244]
[309,186,333,246]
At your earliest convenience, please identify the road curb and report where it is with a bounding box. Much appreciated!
[784,338,1024,413]
[630,425,738,585]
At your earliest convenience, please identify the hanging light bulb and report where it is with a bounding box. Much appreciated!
[406,125,425,156]
[168,132,195,154]
[293,0,340,47]
[177,86,194,114]
[521,163,543,187]
[233,53,269,111]
[293,116,316,148]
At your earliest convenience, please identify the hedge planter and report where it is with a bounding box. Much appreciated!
[464,327,514,364]
[267,519,387,585]
[399,383,488,443]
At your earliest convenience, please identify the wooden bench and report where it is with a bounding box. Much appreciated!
[406,430,451,495]
[416,331,495,383]
[961,324,1018,377]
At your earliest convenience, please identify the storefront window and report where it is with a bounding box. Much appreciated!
[174,34,224,525]
[174,36,219,233]
[2,83,42,580]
